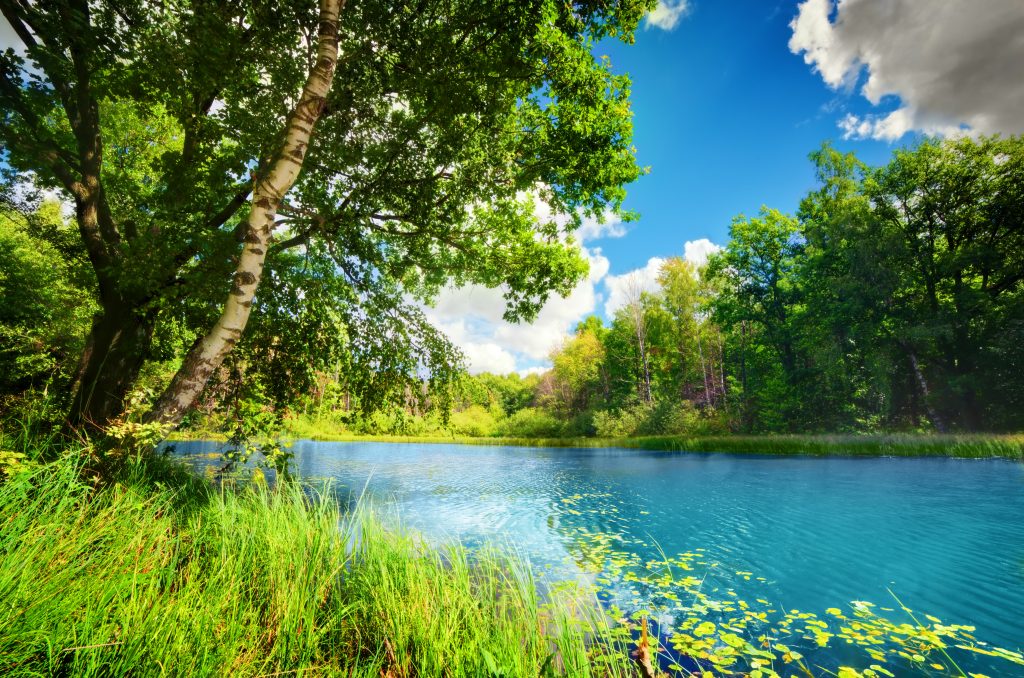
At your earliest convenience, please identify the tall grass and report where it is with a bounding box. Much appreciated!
[0,446,631,677]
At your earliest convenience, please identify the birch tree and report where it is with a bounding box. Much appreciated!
[0,0,653,430]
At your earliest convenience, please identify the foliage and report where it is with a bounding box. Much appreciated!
[518,135,1024,438]
[548,326,608,415]
[495,407,565,438]
[0,0,653,428]
[593,400,651,437]
[448,404,500,438]
[168,130,1024,447]
[458,372,540,417]
[3,24,1021,444]
[593,399,725,438]
[0,204,96,396]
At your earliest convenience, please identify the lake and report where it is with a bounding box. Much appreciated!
[171,440,1024,676]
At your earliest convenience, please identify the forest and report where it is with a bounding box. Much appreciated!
[0,0,1020,445]
[446,137,1024,439]
[3,136,1023,443]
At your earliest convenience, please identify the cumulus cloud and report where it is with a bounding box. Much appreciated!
[461,342,518,375]
[423,192,625,374]
[602,238,721,316]
[577,212,627,242]
[789,0,1024,140]
[528,190,627,243]
[603,257,666,317]
[683,238,721,267]
[424,248,610,374]
[646,0,690,31]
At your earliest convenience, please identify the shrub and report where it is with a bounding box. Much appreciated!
[449,404,499,437]
[593,400,652,437]
[637,400,700,436]
[593,400,728,437]
[495,407,563,438]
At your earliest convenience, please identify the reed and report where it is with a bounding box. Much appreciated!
[0,442,632,677]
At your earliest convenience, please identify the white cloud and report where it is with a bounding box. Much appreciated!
[427,235,722,373]
[603,257,665,317]
[577,212,627,242]
[528,190,627,243]
[602,238,721,316]
[462,342,518,375]
[683,238,721,267]
[789,0,1024,140]
[836,110,965,143]
[426,192,624,374]
[425,248,609,374]
[646,0,690,31]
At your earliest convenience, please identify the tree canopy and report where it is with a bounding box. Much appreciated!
[0,0,653,429]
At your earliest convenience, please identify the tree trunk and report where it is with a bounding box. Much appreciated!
[68,306,154,430]
[696,327,711,407]
[637,332,652,403]
[146,0,343,428]
[717,335,727,408]
[907,348,948,433]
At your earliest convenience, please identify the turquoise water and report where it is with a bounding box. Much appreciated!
[172,441,1024,675]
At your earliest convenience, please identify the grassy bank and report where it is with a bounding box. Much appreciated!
[255,428,1024,460]
[6,435,1024,677]
[0,445,632,677]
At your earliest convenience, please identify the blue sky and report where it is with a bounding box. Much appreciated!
[593,0,897,273]
[425,0,1024,375]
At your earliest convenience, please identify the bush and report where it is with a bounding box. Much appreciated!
[0,206,96,395]
[561,411,597,437]
[448,404,499,437]
[347,409,446,436]
[593,400,652,437]
[494,407,563,438]
[593,399,729,437]
[638,400,700,436]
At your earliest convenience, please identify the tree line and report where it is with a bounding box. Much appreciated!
[454,137,1024,436]
[0,1,1019,438]
[4,134,1022,438]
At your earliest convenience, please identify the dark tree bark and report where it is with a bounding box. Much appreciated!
[907,348,948,433]
[68,306,155,430]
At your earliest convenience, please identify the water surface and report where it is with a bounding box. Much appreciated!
[172,441,1024,674]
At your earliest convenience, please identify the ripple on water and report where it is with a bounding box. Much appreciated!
[170,440,1024,674]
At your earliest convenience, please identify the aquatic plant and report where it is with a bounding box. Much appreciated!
[554,494,1024,677]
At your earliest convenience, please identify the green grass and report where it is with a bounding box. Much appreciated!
[258,429,1024,460]
[0,443,634,677]
[167,410,1024,459]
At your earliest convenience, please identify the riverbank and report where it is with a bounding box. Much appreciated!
[171,428,1024,459]
[0,442,632,677]
[7,434,1024,677]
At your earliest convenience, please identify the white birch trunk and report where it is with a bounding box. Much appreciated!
[147,0,343,427]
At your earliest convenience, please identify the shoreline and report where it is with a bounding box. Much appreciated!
[166,431,1024,460]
